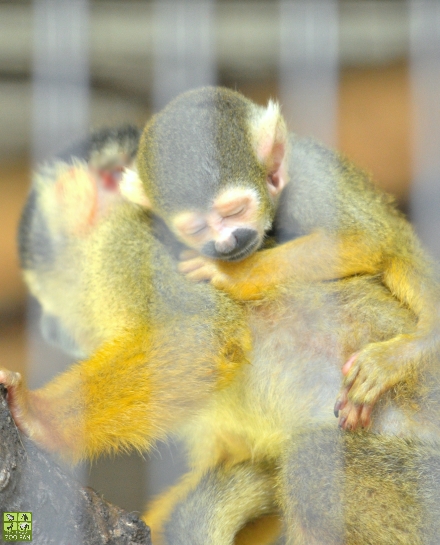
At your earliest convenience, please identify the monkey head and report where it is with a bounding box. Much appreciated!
[19,126,141,358]
[122,87,289,261]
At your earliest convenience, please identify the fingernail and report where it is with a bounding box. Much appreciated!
[334,401,341,418]
[338,417,346,429]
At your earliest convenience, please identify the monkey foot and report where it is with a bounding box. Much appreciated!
[0,367,30,435]
[334,353,373,431]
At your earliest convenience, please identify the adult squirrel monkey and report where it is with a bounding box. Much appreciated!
[122,86,440,431]
[3,126,440,544]
[19,125,142,359]
[2,126,251,460]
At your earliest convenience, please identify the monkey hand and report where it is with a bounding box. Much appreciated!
[0,367,48,447]
[178,251,220,283]
[178,250,275,300]
[334,337,415,431]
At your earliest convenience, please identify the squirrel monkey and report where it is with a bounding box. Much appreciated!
[122,86,440,431]
[19,125,142,359]
[2,126,251,460]
[3,126,440,544]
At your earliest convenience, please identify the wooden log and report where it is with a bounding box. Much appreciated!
[0,386,152,545]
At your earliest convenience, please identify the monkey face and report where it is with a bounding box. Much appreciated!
[171,187,269,261]
[124,87,290,262]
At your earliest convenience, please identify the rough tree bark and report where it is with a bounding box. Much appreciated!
[0,386,152,545]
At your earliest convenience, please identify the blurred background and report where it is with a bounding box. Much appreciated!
[0,0,439,516]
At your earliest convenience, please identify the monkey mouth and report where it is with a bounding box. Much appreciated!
[201,229,262,261]
[220,237,261,262]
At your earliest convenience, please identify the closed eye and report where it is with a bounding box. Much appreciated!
[223,206,245,218]
[186,223,207,236]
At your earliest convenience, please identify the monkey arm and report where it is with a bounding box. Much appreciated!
[179,229,383,301]
[180,224,438,331]
[182,226,438,333]
[0,324,246,462]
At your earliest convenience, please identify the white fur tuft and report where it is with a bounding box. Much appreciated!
[120,167,150,208]
[251,99,286,167]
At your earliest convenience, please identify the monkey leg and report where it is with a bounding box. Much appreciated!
[280,429,346,545]
[281,428,440,545]
[0,322,248,462]
[145,462,279,545]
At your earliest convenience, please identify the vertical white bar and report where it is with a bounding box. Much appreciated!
[279,0,339,146]
[149,0,217,501]
[279,3,340,540]
[30,0,90,502]
[32,0,90,163]
[409,1,440,528]
[30,0,90,384]
[153,0,216,110]
[409,0,440,260]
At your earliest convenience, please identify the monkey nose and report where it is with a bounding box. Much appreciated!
[215,235,237,254]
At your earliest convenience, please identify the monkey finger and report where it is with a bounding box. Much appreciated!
[334,388,348,417]
[346,377,376,408]
[356,386,382,409]
[339,402,362,431]
[341,360,361,389]
[179,249,199,261]
[359,404,373,429]
[178,257,209,274]
[185,265,219,282]
[346,371,382,406]
[342,352,359,376]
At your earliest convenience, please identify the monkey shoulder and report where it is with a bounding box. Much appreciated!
[277,134,404,236]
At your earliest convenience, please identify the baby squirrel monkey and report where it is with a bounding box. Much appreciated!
[122,86,440,431]
[3,126,251,460]
[4,125,440,544]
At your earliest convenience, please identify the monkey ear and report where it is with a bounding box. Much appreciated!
[44,161,99,235]
[120,168,152,208]
[252,100,288,197]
